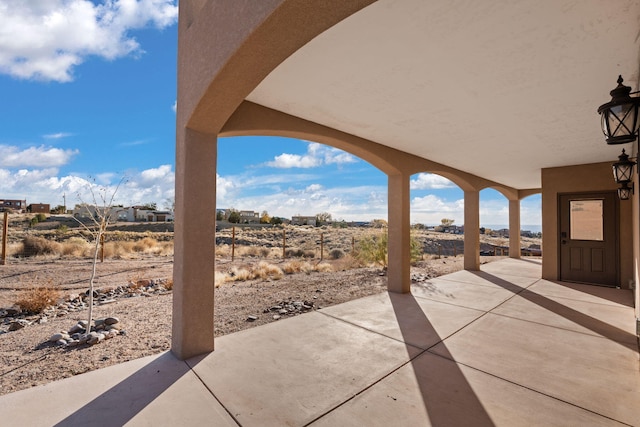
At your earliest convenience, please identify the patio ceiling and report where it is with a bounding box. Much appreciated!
[246,0,640,190]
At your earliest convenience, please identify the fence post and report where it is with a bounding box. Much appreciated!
[1,211,7,266]
[232,226,236,261]
[282,229,287,259]
[438,245,441,259]
[453,245,457,257]
[320,232,324,261]
[352,236,355,254]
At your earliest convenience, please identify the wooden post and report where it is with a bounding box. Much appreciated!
[320,232,324,261]
[231,226,236,261]
[1,211,7,266]
[352,236,355,254]
[100,234,105,263]
[282,229,286,259]
[438,245,441,259]
[453,245,457,257]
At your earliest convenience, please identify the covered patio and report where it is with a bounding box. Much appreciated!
[0,258,638,425]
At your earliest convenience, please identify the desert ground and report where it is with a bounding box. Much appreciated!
[0,216,541,396]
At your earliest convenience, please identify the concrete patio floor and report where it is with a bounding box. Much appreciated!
[0,258,638,426]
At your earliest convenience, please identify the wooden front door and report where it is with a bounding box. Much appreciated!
[559,192,618,287]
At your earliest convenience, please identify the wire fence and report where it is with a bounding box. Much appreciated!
[0,214,539,265]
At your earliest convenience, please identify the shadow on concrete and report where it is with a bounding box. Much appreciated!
[475,271,637,348]
[53,352,192,427]
[389,293,496,427]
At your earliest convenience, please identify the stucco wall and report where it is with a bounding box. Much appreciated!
[542,162,633,288]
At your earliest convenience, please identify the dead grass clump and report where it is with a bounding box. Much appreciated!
[61,237,90,257]
[314,262,333,273]
[254,261,283,280]
[163,278,174,290]
[229,267,252,281]
[303,250,316,259]
[132,237,158,252]
[332,254,363,271]
[285,248,304,258]
[282,260,303,274]
[20,236,61,257]
[215,245,231,257]
[15,285,60,314]
[214,271,228,288]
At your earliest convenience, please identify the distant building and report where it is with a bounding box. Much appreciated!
[0,199,27,213]
[27,203,50,214]
[291,216,317,226]
[239,210,259,224]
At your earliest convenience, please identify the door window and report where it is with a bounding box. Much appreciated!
[569,200,603,241]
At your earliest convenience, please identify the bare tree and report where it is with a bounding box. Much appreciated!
[73,178,125,335]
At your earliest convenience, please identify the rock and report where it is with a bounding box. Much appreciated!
[67,340,79,347]
[272,315,281,320]
[246,315,258,322]
[278,309,288,315]
[6,308,21,316]
[69,323,85,334]
[99,299,116,305]
[8,319,28,331]
[56,339,67,346]
[56,310,68,317]
[87,332,105,345]
[94,318,106,327]
[49,333,70,342]
[104,316,119,325]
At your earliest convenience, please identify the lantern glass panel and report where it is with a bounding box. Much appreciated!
[613,162,633,183]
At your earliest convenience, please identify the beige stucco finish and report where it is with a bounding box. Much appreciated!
[175,0,640,357]
[541,162,633,289]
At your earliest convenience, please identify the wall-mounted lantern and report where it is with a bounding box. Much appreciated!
[598,75,640,199]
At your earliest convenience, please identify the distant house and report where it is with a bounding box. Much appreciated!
[291,216,317,226]
[27,203,50,214]
[239,210,259,224]
[117,206,174,222]
[72,204,120,223]
[0,199,26,213]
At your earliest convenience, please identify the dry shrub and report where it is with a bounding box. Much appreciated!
[60,237,90,257]
[132,237,158,252]
[164,278,174,290]
[259,247,271,258]
[214,271,228,288]
[15,285,60,314]
[215,245,231,257]
[282,260,303,274]
[254,261,283,280]
[314,262,333,273]
[242,246,261,257]
[333,254,363,271]
[303,250,316,259]
[106,241,135,259]
[154,241,174,256]
[20,236,61,257]
[329,248,345,260]
[229,267,252,281]
[299,261,314,274]
[285,248,304,258]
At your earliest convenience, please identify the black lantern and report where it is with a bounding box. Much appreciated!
[618,182,634,200]
[612,149,636,184]
[597,75,640,145]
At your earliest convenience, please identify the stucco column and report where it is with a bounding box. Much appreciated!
[172,127,217,360]
[509,199,521,258]
[464,190,480,270]
[387,173,411,293]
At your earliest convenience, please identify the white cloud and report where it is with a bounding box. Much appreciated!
[43,132,74,139]
[0,0,178,82]
[410,173,456,190]
[0,145,78,167]
[172,100,176,113]
[0,164,176,207]
[265,142,356,169]
[411,194,465,225]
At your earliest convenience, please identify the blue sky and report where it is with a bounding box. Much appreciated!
[0,0,541,229]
